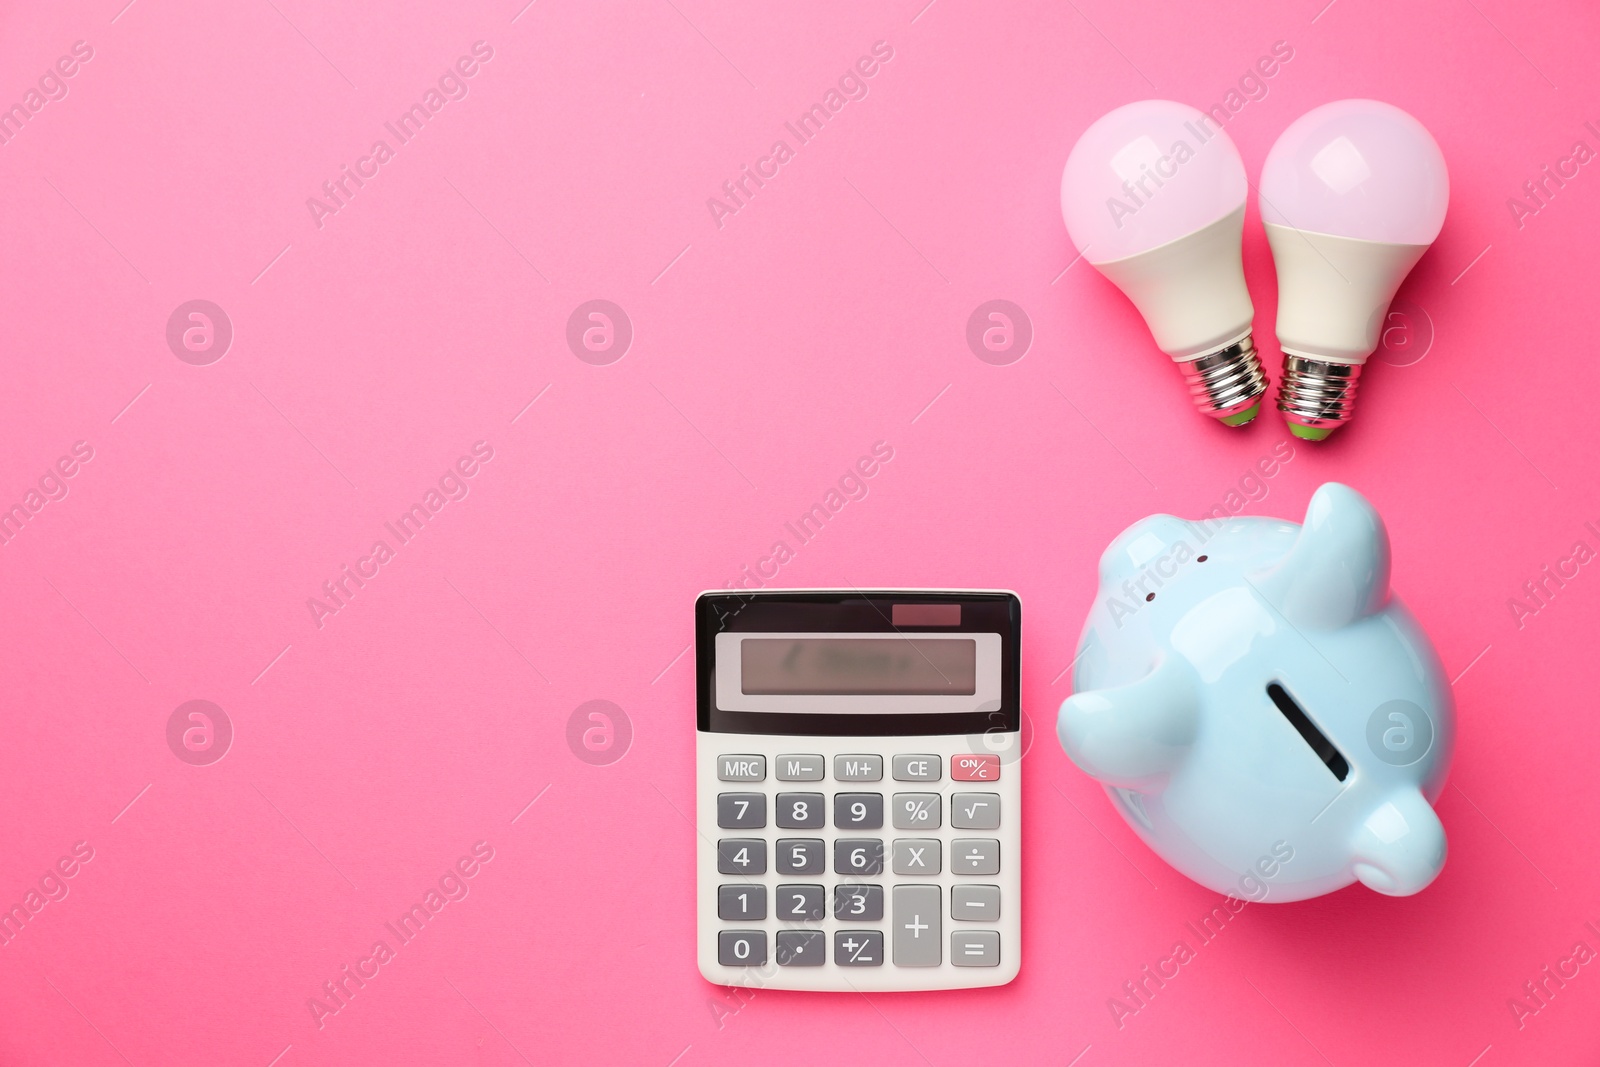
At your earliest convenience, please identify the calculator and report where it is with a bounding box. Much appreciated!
[696,590,1022,991]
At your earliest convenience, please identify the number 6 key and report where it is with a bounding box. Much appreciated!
[833,838,884,875]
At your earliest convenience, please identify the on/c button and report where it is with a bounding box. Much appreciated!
[951,754,999,781]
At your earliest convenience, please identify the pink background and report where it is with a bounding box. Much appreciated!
[1,0,1598,1063]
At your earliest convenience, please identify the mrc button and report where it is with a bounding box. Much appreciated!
[718,755,766,782]
[951,754,1000,781]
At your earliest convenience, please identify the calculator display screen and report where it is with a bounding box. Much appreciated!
[740,638,977,696]
[697,591,1019,736]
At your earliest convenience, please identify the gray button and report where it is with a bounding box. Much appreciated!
[718,930,766,966]
[834,838,884,875]
[951,930,1000,967]
[776,929,826,966]
[776,884,825,921]
[717,884,766,921]
[951,792,1001,830]
[717,792,766,829]
[892,792,941,830]
[833,793,883,830]
[834,754,883,782]
[892,754,941,782]
[833,884,884,921]
[775,792,825,829]
[892,838,941,875]
[834,930,884,966]
[717,754,765,782]
[776,754,825,781]
[776,838,825,875]
[952,838,1000,875]
[951,884,1001,920]
[717,838,767,875]
[893,885,941,967]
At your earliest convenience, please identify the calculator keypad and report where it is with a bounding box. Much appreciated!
[705,742,1014,986]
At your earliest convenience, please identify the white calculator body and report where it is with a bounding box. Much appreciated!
[696,590,1021,991]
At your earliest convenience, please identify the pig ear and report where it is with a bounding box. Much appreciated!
[1058,655,1198,789]
[1351,789,1447,896]
[1256,482,1390,630]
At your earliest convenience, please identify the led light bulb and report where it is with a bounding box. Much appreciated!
[1061,100,1267,425]
[1260,100,1449,440]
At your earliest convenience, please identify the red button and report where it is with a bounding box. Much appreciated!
[951,754,1000,781]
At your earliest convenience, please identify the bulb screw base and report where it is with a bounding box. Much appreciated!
[1277,356,1363,440]
[1178,336,1269,426]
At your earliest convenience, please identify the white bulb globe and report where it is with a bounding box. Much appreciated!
[1061,100,1266,425]
[1260,99,1449,439]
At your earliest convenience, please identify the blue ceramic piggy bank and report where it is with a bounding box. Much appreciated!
[1058,483,1454,901]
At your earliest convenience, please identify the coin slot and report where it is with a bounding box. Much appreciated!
[1266,682,1349,781]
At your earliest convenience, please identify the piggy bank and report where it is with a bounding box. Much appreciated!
[1057,483,1454,901]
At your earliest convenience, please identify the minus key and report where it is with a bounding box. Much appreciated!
[951,884,1001,920]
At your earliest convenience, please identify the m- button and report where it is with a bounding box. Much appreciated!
[776,754,825,781]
